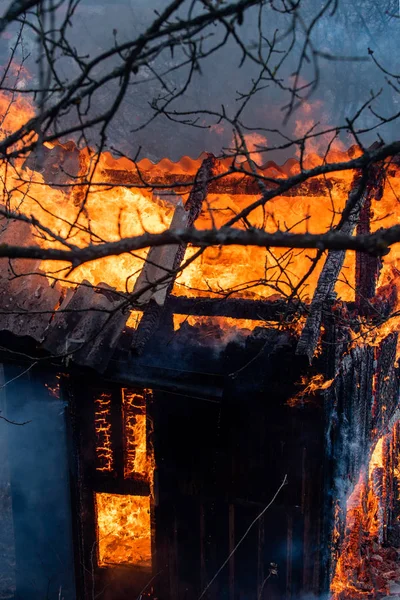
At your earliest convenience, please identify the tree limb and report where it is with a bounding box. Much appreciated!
[0,224,398,266]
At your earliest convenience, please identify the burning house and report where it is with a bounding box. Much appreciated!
[1,63,400,600]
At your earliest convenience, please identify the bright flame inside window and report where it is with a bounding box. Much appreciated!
[94,392,113,473]
[122,389,153,482]
[95,492,151,568]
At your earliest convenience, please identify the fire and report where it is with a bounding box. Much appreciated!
[0,90,34,135]
[0,91,175,295]
[4,62,400,600]
[95,492,151,568]
[331,436,388,598]
[286,373,333,407]
[173,314,267,336]
[0,87,360,311]
[172,188,355,303]
[94,392,113,473]
[2,72,400,330]
[94,391,154,570]
[122,389,154,485]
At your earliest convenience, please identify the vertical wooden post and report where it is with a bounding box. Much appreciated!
[229,503,235,600]
[111,387,124,479]
[355,173,383,315]
[132,154,216,354]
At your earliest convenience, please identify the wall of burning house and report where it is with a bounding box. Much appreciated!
[3,316,400,600]
[65,325,329,600]
[322,321,400,598]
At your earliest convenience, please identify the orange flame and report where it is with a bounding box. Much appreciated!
[331,436,387,598]
[286,373,333,407]
[2,80,400,326]
[0,88,356,308]
[94,392,113,473]
[122,389,154,486]
[95,492,151,568]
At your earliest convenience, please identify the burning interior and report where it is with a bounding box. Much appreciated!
[1,65,400,600]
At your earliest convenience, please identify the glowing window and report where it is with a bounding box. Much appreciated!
[94,392,113,473]
[95,492,151,568]
[122,389,153,481]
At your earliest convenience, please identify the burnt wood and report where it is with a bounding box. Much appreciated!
[43,281,129,371]
[296,167,384,363]
[107,359,224,401]
[324,326,400,586]
[325,343,375,582]
[375,332,399,431]
[101,168,333,197]
[355,164,385,314]
[132,201,189,306]
[164,295,305,320]
[132,154,217,354]
[131,298,164,355]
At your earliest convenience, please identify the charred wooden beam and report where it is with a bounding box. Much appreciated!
[296,165,385,363]
[132,154,216,354]
[325,343,375,582]
[164,296,305,320]
[91,477,150,497]
[132,201,189,306]
[102,168,332,197]
[131,298,163,355]
[374,332,399,432]
[105,361,224,401]
[355,166,385,314]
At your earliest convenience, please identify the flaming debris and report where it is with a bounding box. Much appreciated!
[286,373,333,407]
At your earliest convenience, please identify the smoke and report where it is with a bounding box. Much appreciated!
[1,0,399,160]
[0,366,76,600]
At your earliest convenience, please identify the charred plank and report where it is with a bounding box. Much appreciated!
[164,296,305,321]
[132,154,216,354]
[355,165,385,314]
[101,169,332,196]
[43,281,128,371]
[296,166,384,363]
